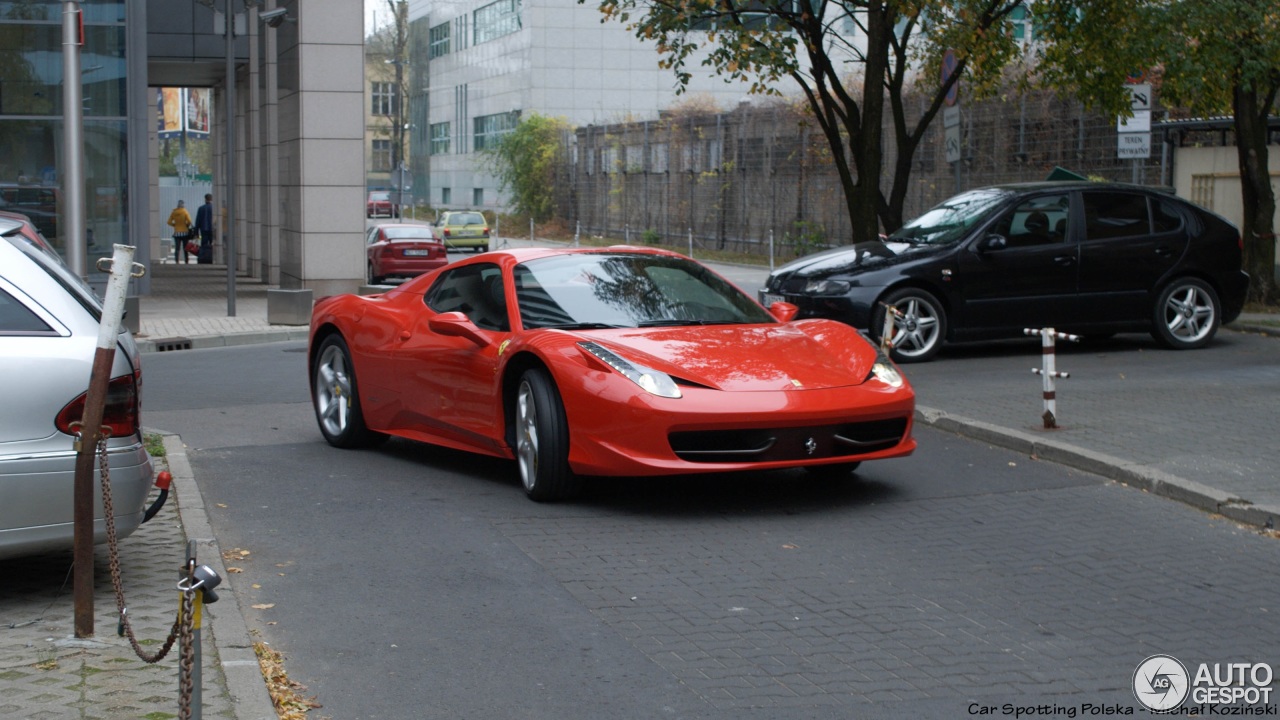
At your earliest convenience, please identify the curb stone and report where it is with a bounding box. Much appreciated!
[160,432,280,720]
[914,406,1279,531]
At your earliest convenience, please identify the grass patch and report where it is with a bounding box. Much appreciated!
[144,433,166,458]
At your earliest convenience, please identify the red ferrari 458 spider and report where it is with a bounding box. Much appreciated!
[308,246,916,501]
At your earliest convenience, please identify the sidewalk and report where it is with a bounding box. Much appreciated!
[2,249,1273,720]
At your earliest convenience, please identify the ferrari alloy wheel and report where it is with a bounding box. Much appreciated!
[876,288,947,363]
[1152,277,1219,350]
[515,368,579,502]
[313,335,386,448]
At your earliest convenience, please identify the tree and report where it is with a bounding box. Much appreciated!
[584,0,1032,242]
[1034,0,1279,303]
[482,114,571,221]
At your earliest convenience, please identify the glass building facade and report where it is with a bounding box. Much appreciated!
[0,0,130,266]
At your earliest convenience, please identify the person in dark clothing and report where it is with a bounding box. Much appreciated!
[193,193,214,264]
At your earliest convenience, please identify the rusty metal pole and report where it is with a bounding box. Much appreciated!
[73,244,137,637]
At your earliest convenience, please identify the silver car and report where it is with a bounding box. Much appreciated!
[0,218,154,559]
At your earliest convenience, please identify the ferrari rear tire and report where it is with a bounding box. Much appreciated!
[313,334,387,449]
[515,368,580,502]
[1152,277,1219,350]
[875,288,946,363]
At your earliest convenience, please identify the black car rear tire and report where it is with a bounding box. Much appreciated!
[875,288,947,363]
[1152,277,1220,349]
[312,335,388,448]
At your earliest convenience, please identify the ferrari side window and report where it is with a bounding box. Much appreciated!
[424,263,509,331]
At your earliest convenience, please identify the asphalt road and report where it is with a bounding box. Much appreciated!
[141,341,1279,719]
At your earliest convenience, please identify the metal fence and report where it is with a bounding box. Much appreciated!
[555,88,1171,260]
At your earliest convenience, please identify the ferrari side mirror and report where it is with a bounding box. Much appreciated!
[429,311,488,346]
[769,301,798,322]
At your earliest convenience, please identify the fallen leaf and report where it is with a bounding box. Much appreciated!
[227,567,243,574]
[252,584,262,589]
[216,503,228,508]
[782,544,798,549]
[251,603,275,610]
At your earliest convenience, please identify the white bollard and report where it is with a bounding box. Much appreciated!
[879,302,905,354]
[1025,327,1080,428]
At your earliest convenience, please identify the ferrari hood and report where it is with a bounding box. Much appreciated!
[585,323,876,392]
[770,240,941,279]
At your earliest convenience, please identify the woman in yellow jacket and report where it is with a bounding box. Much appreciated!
[167,200,194,263]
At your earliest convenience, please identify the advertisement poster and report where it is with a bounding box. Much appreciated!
[157,87,183,139]
[186,88,210,135]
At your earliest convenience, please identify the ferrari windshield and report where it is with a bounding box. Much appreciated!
[887,188,1010,245]
[515,253,775,329]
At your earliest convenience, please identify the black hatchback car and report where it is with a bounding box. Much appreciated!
[760,182,1249,362]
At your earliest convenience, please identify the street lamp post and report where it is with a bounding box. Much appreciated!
[225,0,237,316]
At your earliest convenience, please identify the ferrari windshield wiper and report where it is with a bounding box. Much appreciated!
[538,322,627,330]
[637,319,741,327]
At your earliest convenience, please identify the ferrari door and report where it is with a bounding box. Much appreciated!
[396,262,511,451]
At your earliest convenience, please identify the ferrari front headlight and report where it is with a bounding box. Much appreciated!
[578,341,682,399]
[868,350,904,388]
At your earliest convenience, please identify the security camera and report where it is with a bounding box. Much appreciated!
[259,7,289,27]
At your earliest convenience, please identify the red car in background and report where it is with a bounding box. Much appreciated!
[366,191,392,218]
[366,223,448,285]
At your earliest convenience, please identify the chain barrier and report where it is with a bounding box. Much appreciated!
[91,431,198,716]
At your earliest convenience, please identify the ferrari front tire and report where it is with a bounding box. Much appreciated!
[313,335,387,448]
[515,368,579,502]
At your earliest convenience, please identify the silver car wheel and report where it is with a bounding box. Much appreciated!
[516,380,539,492]
[315,344,352,438]
[1162,283,1215,344]
[890,296,942,359]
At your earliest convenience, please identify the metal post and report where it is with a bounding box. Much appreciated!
[74,244,138,636]
[880,302,904,354]
[62,1,87,278]
[688,227,693,258]
[225,0,237,316]
[1025,327,1080,429]
[768,228,774,272]
[574,221,580,247]
[529,217,534,244]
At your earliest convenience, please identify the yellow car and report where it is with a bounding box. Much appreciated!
[435,211,490,252]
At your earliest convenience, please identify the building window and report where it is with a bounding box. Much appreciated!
[430,122,451,155]
[474,0,521,44]
[1009,5,1040,44]
[473,188,484,206]
[429,22,451,58]
[371,82,399,116]
[689,0,794,31]
[473,111,520,151]
[441,187,452,205]
[371,139,392,172]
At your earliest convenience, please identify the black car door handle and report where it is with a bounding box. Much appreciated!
[1154,246,1173,257]
[1053,256,1076,266]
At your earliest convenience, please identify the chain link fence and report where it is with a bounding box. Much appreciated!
[555,87,1175,261]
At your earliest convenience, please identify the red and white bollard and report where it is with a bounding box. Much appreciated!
[879,302,905,354]
[1025,327,1080,429]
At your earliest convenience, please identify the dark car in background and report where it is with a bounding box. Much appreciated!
[760,182,1249,362]
[366,223,448,284]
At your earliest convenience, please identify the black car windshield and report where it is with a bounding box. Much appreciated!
[514,253,775,329]
[888,188,1010,245]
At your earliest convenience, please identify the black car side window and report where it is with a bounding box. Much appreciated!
[1083,192,1150,241]
[1153,198,1184,234]
[989,194,1070,248]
